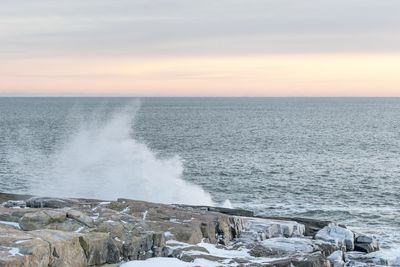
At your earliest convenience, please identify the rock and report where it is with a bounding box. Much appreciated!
[164,226,203,244]
[0,225,51,267]
[122,232,165,260]
[172,245,210,256]
[44,210,67,222]
[248,237,335,267]
[199,221,216,243]
[171,245,211,261]
[252,237,315,256]
[259,216,334,237]
[313,239,340,257]
[327,250,345,267]
[152,232,167,257]
[96,220,126,239]
[245,240,331,267]
[209,206,254,217]
[354,234,379,253]
[106,237,121,263]
[18,210,66,231]
[0,208,36,224]
[179,253,228,263]
[79,232,120,265]
[238,218,305,243]
[291,251,331,267]
[346,250,400,266]
[67,210,95,228]
[249,244,286,257]
[176,204,254,217]
[47,218,85,232]
[345,251,390,266]
[26,197,78,209]
[258,258,294,267]
[29,229,87,267]
[315,224,354,251]
[217,217,236,245]
[0,192,381,267]
[1,200,26,208]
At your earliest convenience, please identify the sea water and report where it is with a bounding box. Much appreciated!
[1,97,400,253]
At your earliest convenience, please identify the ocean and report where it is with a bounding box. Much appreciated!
[1,97,400,253]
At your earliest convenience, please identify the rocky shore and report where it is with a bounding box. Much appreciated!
[0,192,394,266]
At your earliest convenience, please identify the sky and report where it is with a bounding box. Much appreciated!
[1,0,400,97]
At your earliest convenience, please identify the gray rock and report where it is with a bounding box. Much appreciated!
[249,244,286,257]
[47,218,85,232]
[0,224,51,267]
[327,250,345,267]
[171,245,210,261]
[250,244,330,267]
[29,229,87,267]
[354,234,379,253]
[258,216,334,237]
[79,232,120,265]
[315,224,354,251]
[67,209,95,228]
[96,220,126,238]
[18,210,66,231]
[1,200,26,208]
[291,251,331,267]
[0,208,33,224]
[176,204,254,217]
[238,218,305,243]
[26,197,77,208]
[253,237,315,256]
[106,238,121,263]
[121,232,165,260]
[313,239,340,257]
[179,253,228,263]
[152,232,167,257]
[345,251,390,266]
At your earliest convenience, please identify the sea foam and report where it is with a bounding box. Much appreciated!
[24,101,213,205]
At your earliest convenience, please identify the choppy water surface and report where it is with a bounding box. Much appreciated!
[1,97,400,251]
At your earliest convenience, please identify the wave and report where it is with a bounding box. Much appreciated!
[15,100,214,206]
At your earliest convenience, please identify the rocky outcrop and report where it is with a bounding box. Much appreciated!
[0,193,383,266]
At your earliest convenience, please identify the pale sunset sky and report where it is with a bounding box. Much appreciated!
[1,0,400,96]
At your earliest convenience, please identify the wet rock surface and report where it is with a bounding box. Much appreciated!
[353,234,380,254]
[0,193,386,266]
[315,224,355,251]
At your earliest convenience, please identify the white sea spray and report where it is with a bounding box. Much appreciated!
[12,101,213,206]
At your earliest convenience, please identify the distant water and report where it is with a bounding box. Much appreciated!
[1,97,400,252]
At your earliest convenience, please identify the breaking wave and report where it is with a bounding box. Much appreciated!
[19,101,214,205]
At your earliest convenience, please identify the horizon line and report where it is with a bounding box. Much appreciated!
[1,95,400,98]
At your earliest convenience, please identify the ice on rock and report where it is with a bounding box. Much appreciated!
[8,247,23,257]
[327,250,345,267]
[238,218,305,242]
[315,224,354,251]
[260,237,315,254]
[0,221,21,229]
